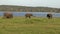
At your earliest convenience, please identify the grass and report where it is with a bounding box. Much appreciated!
[0,17,60,34]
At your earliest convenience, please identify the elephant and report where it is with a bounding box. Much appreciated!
[47,13,52,19]
[3,12,13,19]
[25,13,33,18]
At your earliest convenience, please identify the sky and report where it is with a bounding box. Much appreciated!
[0,0,60,8]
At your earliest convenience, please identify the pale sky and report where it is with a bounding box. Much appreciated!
[0,0,60,8]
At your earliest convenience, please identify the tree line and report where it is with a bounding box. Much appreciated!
[0,5,60,12]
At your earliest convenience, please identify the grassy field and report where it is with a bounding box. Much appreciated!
[0,17,60,34]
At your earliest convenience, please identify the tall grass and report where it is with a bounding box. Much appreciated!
[0,17,60,34]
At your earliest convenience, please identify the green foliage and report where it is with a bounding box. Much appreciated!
[0,5,59,12]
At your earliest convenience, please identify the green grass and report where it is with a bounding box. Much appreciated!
[0,17,60,34]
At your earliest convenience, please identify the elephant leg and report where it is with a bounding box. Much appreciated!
[7,16,10,18]
[29,16,31,18]
[48,17,51,19]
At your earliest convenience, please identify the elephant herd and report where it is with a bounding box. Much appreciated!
[3,12,52,19]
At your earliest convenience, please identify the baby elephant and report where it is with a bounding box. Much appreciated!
[3,12,13,19]
[25,13,33,18]
[47,13,52,19]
